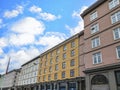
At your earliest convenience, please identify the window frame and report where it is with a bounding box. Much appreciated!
[90,11,98,21]
[92,52,102,64]
[109,0,120,10]
[91,23,99,34]
[113,27,120,40]
[116,46,120,59]
[91,37,100,48]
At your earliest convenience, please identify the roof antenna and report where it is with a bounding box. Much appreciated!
[6,57,11,74]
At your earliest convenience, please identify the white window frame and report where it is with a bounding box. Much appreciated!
[92,52,102,64]
[113,27,120,40]
[116,46,120,59]
[109,0,120,9]
[90,11,98,21]
[111,11,120,24]
[91,23,99,34]
[92,37,100,48]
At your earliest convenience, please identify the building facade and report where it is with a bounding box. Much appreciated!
[0,69,20,90]
[37,32,85,90]
[16,56,39,90]
[81,0,120,90]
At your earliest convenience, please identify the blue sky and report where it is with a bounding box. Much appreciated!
[0,0,97,74]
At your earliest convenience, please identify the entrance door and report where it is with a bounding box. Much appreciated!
[91,75,109,90]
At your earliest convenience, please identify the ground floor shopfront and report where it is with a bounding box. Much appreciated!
[16,77,85,90]
[85,62,120,90]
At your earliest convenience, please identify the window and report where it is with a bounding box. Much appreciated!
[91,24,99,34]
[43,76,46,81]
[91,75,108,85]
[55,64,58,71]
[71,50,75,57]
[111,11,120,24]
[70,69,75,77]
[71,41,75,48]
[116,46,120,59]
[49,66,52,72]
[63,45,67,51]
[40,70,42,75]
[56,49,60,54]
[62,71,65,78]
[45,61,47,66]
[62,62,66,69]
[54,73,58,80]
[56,56,59,62]
[109,0,120,9]
[48,74,51,81]
[70,59,75,66]
[93,52,102,64]
[50,59,53,64]
[113,27,120,40]
[115,71,120,89]
[92,37,100,48]
[90,11,98,21]
[63,53,66,59]
[44,69,46,74]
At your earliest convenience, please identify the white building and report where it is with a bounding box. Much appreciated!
[0,69,20,90]
[17,56,39,87]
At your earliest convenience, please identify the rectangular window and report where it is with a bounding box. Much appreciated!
[113,27,120,40]
[70,59,75,66]
[116,46,120,59]
[70,69,75,77]
[40,70,42,75]
[56,56,59,62]
[71,41,75,48]
[90,11,98,21]
[111,11,120,24]
[71,50,75,57]
[93,52,102,64]
[109,0,120,9]
[50,59,53,64]
[62,71,65,78]
[43,76,46,81]
[62,62,66,69]
[63,53,66,59]
[48,75,51,81]
[91,23,99,34]
[115,71,120,89]
[54,73,58,80]
[49,66,52,72]
[63,45,67,51]
[44,69,46,74]
[92,37,100,48]
[55,64,58,71]
[56,49,60,54]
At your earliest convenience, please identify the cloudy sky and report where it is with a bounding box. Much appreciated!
[0,0,97,74]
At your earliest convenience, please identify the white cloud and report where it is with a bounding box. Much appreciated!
[39,13,61,21]
[9,46,40,67]
[0,48,3,54]
[29,5,42,13]
[36,32,67,50]
[11,17,45,35]
[66,6,88,35]
[0,38,7,48]
[0,46,40,74]
[9,33,35,46]
[29,5,61,21]
[9,17,45,46]
[72,6,88,18]
[4,5,24,18]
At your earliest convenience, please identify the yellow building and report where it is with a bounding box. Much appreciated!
[37,31,85,90]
